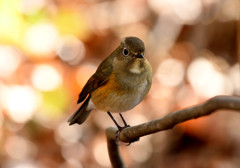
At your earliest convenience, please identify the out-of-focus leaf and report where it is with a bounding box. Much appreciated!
[40,87,70,118]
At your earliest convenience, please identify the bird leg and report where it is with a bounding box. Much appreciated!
[119,113,130,128]
[107,112,124,130]
[118,113,140,145]
[107,112,139,145]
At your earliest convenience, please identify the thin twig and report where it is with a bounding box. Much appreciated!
[106,95,240,168]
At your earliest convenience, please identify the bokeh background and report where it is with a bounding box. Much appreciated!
[0,0,239,167]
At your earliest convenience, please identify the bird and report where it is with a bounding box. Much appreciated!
[68,36,152,132]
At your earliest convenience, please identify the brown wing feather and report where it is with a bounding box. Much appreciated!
[77,52,115,104]
[77,75,108,103]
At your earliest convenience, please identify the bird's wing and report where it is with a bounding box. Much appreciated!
[77,55,114,104]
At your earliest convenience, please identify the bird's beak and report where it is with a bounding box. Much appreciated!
[135,53,144,58]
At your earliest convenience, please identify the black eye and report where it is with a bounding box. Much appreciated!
[123,48,129,56]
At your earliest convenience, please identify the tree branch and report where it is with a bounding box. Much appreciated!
[106,95,240,168]
[106,133,126,168]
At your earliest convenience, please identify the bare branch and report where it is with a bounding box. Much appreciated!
[106,96,240,168]
[106,130,126,168]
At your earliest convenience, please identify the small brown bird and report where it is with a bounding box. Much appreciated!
[68,36,152,131]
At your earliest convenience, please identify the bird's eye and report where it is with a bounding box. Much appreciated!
[123,48,129,56]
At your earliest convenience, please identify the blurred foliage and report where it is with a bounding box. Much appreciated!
[40,87,70,118]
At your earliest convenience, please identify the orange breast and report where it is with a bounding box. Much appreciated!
[91,73,149,113]
[91,74,123,112]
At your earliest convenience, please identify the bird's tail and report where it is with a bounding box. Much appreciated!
[68,95,92,125]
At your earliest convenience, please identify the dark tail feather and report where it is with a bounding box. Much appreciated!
[68,95,92,125]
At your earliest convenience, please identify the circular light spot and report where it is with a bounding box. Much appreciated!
[56,35,85,65]
[61,143,85,161]
[5,135,37,160]
[187,57,232,98]
[31,64,62,91]
[173,0,202,23]
[0,46,21,77]
[56,122,83,144]
[156,58,184,87]
[24,23,58,56]
[61,159,83,168]
[20,0,46,15]
[1,85,39,123]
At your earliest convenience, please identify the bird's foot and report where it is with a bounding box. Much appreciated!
[115,125,140,146]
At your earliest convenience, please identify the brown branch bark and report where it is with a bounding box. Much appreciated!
[106,95,240,168]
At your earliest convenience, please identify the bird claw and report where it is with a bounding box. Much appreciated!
[126,137,140,146]
[115,129,121,145]
[114,125,140,146]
